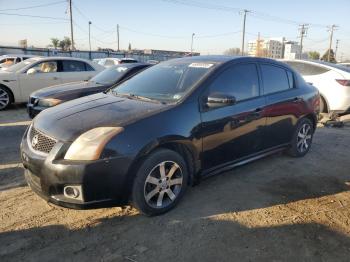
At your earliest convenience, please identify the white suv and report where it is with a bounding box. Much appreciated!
[0,57,104,110]
[283,60,350,117]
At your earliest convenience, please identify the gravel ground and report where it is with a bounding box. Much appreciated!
[1,107,350,262]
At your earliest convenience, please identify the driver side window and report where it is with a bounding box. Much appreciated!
[28,61,58,73]
[208,63,260,102]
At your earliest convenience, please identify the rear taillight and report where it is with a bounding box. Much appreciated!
[336,79,350,86]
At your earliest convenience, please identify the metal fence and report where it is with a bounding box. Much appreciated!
[0,46,195,62]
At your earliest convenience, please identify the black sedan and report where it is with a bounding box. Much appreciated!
[21,56,320,216]
[27,63,150,118]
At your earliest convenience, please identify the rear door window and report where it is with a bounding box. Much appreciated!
[261,64,291,95]
[62,60,90,72]
[208,63,260,102]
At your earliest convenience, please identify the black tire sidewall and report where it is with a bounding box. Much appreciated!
[131,149,188,216]
[0,86,11,110]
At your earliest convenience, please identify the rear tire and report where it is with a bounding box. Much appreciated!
[131,149,188,216]
[0,86,11,110]
[287,118,314,157]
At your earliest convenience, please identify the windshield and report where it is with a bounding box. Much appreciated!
[112,60,215,103]
[5,58,38,72]
[90,66,129,85]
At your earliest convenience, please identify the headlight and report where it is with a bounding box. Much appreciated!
[64,127,124,161]
[38,98,62,107]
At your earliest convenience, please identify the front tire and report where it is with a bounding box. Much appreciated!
[287,118,314,157]
[131,149,188,216]
[0,86,11,110]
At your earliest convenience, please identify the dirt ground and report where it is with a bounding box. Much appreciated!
[1,105,350,262]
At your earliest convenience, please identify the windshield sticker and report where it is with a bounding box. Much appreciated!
[117,67,128,72]
[189,63,214,68]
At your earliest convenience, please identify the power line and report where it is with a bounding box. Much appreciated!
[0,12,68,20]
[159,0,329,28]
[0,1,66,12]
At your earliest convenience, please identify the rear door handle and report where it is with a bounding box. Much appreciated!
[293,97,302,103]
[52,76,59,80]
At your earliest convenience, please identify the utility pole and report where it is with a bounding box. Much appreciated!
[69,0,74,50]
[117,24,120,52]
[256,32,260,57]
[327,24,338,62]
[335,39,339,60]
[240,9,249,56]
[298,24,308,59]
[190,33,195,55]
[88,21,92,58]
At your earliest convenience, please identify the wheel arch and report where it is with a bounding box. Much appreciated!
[319,93,329,113]
[125,137,200,198]
[303,113,317,132]
[0,84,15,103]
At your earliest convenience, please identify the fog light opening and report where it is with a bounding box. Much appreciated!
[64,186,81,199]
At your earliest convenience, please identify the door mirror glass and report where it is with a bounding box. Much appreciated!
[27,68,37,75]
[206,93,236,108]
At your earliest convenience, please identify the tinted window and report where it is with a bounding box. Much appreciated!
[85,63,94,71]
[90,66,130,85]
[261,64,290,94]
[287,71,294,88]
[62,60,87,72]
[29,61,58,73]
[285,61,330,76]
[208,63,260,101]
[121,59,137,64]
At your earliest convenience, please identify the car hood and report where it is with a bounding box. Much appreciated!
[33,92,170,142]
[31,81,105,99]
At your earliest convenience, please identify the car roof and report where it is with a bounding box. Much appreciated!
[0,54,37,58]
[35,56,92,62]
[169,55,289,68]
[282,59,350,73]
[107,62,150,69]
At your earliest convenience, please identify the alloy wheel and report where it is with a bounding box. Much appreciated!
[297,123,312,153]
[0,88,10,110]
[144,161,183,209]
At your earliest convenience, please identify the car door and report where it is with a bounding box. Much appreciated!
[18,60,62,100]
[200,62,266,170]
[60,60,96,83]
[260,63,303,149]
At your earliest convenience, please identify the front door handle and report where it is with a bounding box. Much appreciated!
[52,76,59,80]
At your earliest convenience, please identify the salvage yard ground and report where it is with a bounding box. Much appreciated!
[1,104,350,262]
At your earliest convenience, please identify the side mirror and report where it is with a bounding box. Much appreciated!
[206,93,236,108]
[27,68,37,75]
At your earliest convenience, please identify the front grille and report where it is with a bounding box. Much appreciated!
[28,126,57,154]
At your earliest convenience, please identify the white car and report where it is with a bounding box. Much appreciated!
[0,56,104,110]
[283,60,350,116]
[98,57,138,67]
[340,62,350,68]
[0,54,37,69]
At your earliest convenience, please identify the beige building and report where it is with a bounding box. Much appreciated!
[248,37,285,59]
